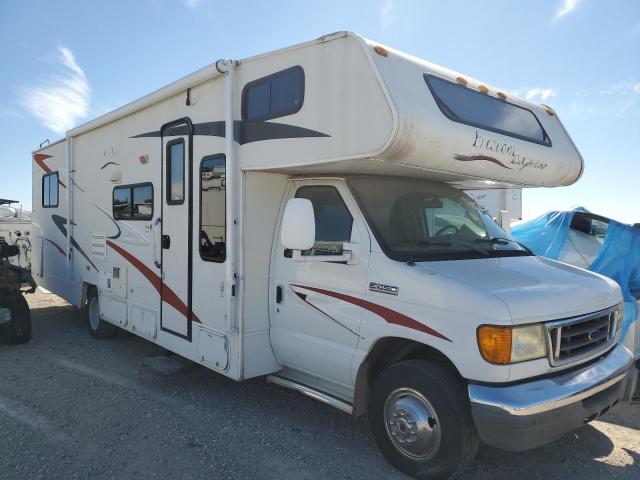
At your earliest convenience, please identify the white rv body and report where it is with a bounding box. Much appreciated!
[465,188,522,221]
[31,32,633,477]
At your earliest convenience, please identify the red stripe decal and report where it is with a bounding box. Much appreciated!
[33,153,67,188]
[106,240,200,323]
[292,284,451,342]
[45,238,66,257]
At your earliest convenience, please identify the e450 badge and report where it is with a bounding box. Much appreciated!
[369,282,399,296]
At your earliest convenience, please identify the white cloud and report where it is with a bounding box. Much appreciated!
[558,79,640,120]
[598,79,640,96]
[184,0,202,10]
[525,88,558,101]
[20,47,90,134]
[380,0,394,33]
[552,0,580,23]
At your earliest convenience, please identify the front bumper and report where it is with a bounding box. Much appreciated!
[468,344,634,451]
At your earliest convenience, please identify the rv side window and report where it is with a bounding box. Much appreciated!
[242,66,304,121]
[113,183,153,220]
[113,187,132,219]
[424,74,551,146]
[200,154,226,262]
[167,140,185,205]
[42,172,59,208]
[132,184,153,220]
[295,186,353,256]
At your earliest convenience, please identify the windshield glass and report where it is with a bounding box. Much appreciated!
[348,176,531,262]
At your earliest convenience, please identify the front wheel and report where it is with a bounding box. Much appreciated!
[369,360,478,480]
[85,288,117,340]
[0,293,31,345]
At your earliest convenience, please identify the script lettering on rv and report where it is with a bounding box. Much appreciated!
[454,130,549,172]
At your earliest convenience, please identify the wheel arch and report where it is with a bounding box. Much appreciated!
[352,337,463,417]
[81,281,97,308]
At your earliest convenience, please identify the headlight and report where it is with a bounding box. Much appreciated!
[477,324,547,365]
[613,303,624,339]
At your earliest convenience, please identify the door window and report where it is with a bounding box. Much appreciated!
[167,140,185,204]
[295,186,353,256]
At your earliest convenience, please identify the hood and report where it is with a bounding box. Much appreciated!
[417,256,621,323]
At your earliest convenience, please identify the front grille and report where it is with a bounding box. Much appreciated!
[546,307,618,366]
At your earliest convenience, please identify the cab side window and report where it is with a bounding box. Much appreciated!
[295,186,353,256]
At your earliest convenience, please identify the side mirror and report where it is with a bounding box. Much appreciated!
[281,198,315,251]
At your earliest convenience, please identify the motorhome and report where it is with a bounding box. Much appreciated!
[30,32,635,480]
[465,188,522,223]
[0,198,32,269]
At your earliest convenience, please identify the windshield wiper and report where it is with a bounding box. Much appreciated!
[417,240,491,257]
[475,237,533,255]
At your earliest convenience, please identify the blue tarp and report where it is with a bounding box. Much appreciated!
[512,208,640,342]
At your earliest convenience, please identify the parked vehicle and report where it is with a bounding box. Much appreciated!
[0,241,36,344]
[512,208,640,385]
[30,32,634,479]
[465,188,522,222]
[0,198,32,270]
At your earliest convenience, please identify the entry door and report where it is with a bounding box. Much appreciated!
[161,121,193,339]
[270,181,370,388]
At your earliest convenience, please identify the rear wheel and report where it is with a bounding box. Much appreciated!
[0,293,31,345]
[85,288,117,340]
[369,360,478,480]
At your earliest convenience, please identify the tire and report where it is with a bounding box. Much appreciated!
[368,360,479,480]
[0,293,31,345]
[85,288,117,340]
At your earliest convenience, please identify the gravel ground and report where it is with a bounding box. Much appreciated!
[0,289,638,480]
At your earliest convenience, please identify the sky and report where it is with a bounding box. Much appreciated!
[1,0,639,223]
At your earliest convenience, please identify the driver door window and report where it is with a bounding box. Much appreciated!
[295,186,353,256]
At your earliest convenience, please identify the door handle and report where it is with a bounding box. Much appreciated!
[161,235,171,249]
[153,218,162,268]
[276,285,283,304]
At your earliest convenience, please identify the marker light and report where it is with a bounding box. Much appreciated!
[373,45,389,57]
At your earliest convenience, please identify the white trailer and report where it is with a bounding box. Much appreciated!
[465,188,522,220]
[31,32,634,480]
[0,199,32,269]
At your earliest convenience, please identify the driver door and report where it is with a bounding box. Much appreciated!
[269,180,370,388]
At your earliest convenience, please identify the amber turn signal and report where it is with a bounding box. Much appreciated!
[477,326,512,364]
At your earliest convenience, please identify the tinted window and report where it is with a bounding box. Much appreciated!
[349,177,530,262]
[132,184,153,220]
[167,140,184,204]
[246,82,270,119]
[295,186,353,256]
[570,212,609,239]
[113,183,153,220]
[200,155,226,262]
[42,172,59,208]
[425,74,550,146]
[113,187,132,219]
[242,66,304,121]
[43,175,50,207]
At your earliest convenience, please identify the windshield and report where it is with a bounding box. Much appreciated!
[348,177,531,262]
